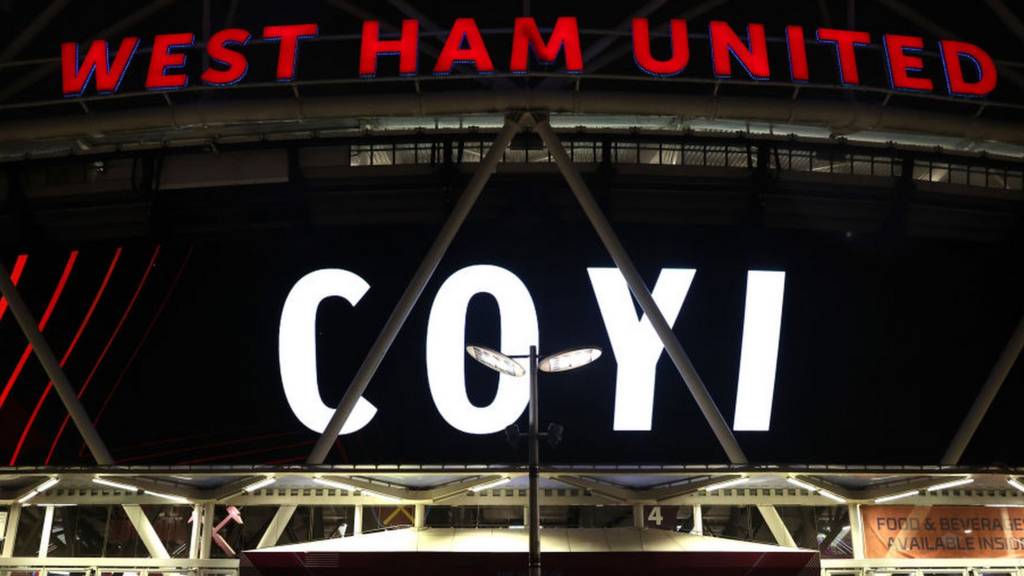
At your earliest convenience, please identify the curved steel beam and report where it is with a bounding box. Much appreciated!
[0,90,1021,147]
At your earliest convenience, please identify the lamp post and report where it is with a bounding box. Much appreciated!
[467,344,601,576]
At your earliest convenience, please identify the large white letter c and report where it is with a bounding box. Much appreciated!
[279,269,378,435]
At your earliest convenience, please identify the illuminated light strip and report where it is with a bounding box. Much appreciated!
[10,248,122,465]
[818,489,847,504]
[144,489,190,504]
[17,477,60,504]
[0,251,79,411]
[987,504,1024,508]
[313,477,402,503]
[0,254,28,321]
[732,270,786,431]
[92,477,140,491]
[785,477,819,492]
[786,476,847,503]
[702,476,749,492]
[926,476,974,492]
[47,245,163,463]
[468,477,512,492]
[1008,478,1024,493]
[243,477,276,493]
[874,489,920,503]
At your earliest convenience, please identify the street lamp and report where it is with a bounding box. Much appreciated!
[466,344,602,576]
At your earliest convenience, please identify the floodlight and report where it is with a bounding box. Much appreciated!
[466,345,526,377]
[538,347,602,373]
[1007,478,1024,493]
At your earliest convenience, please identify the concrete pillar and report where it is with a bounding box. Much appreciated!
[692,505,703,535]
[1,505,19,558]
[37,506,54,558]
[353,505,363,536]
[198,503,214,559]
[633,504,645,528]
[414,504,425,530]
[849,504,865,560]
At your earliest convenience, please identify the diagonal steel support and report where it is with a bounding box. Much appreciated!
[257,117,522,548]
[942,311,1024,465]
[306,116,521,464]
[534,117,795,547]
[0,0,72,63]
[533,117,745,463]
[0,259,170,560]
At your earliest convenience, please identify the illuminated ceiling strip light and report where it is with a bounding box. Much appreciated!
[144,490,190,504]
[1008,478,1024,493]
[785,477,819,492]
[786,476,846,503]
[818,489,848,504]
[986,504,1024,508]
[702,477,749,492]
[242,477,276,493]
[874,489,920,503]
[17,477,60,504]
[469,477,511,492]
[92,477,140,492]
[313,477,401,503]
[926,477,973,492]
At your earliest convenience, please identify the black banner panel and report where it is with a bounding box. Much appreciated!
[1,218,1021,466]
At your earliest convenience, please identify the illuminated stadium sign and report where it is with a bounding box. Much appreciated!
[279,265,785,436]
[60,17,998,98]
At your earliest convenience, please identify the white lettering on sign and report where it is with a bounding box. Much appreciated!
[588,267,695,431]
[425,264,539,434]
[278,264,786,436]
[278,269,378,435]
[732,270,786,431]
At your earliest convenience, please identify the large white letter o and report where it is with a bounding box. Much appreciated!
[426,265,538,434]
[279,269,378,435]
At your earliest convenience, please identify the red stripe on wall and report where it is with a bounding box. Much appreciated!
[0,251,79,411]
[0,254,28,322]
[46,245,161,464]
[11,248,122,465]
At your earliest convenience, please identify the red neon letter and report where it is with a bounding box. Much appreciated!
[360,19,418,78]
[816,28,871,85]
[201,28,252,86]
[145,33,194,91]
[510,17,583,73]
[940,40,998,97]
[786,25,809,82]
[709,22,770,80]
[434,18,494,75]
[61,37,139,96]
[632,18,690,76]
[883,34,933,92]
[263,23,318,81]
